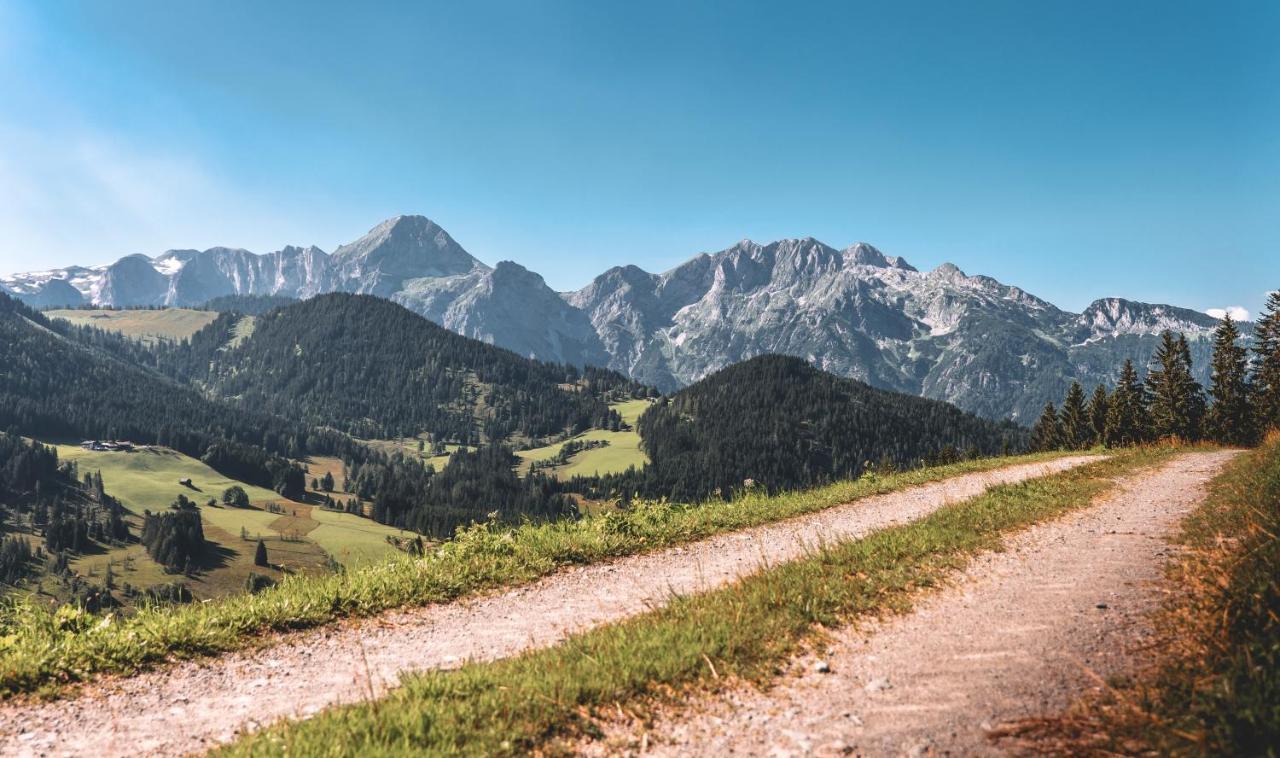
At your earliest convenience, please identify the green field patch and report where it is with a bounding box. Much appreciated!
[309,508,413,567]
[55,444,403,581]
[611,398,652,426]
[515,399,652,478]
[55,445,287,517]
[46,308,219,344]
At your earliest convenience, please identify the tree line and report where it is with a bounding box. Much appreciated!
[1031,293,1280,451]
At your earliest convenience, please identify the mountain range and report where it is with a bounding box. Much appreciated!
[3,215,1228,421]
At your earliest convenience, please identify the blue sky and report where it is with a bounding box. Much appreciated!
[0,0,1275,316]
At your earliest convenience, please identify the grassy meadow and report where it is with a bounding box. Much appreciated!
[51,445,410,600]
[515,398,652,478]
[0,449,1074,698]
[45,308,220,344]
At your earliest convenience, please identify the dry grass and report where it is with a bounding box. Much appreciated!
[990,435,1280,755]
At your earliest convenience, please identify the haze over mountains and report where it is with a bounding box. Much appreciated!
[3,214,1226,421]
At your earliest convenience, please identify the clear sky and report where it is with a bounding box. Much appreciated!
[0,0,1275,316]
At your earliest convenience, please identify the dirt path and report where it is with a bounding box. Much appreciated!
[590,451,1236,757]
[0,456,1095,757]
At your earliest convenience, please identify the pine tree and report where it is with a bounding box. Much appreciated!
[1207,315,1256,446]
[254,539,269,568]
[1254,290,1280,433]
[1086,384,1109,446]
[1105,359,1149,446]
[1177,335,1207,439]
[1146,332,1204,441]
[1030,402,1062,451]
[1059,382,1089,450]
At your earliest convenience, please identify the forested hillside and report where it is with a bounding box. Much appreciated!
[581,355,1023,502]
[168,293,648,442]
[201,294,297,314]
[0,292,312,493]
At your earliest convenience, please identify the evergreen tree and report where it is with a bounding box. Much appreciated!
[1030,402,1062,451]
[254,539,269,568]
[1254,290,1280,434]
[1177,335,1207,439]
[1086,384,1109,446]
[1059,382,1089,450]
[1105,360,1149,446]
[1206,315,1256,446]
[1146,332,1204,441]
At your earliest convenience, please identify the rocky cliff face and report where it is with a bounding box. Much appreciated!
[2,217,1232,420]
[567,239,1231,421]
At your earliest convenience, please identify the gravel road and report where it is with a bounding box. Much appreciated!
[0,455,1096,757]
[588,451,1236,757]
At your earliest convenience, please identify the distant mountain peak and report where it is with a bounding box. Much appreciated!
[845,243,890,267]
[331,216,485,297]
[931,262,967,278]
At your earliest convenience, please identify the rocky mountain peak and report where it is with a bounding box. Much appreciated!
[1079,297,1220,337]
[931,262,967,279]
[331,215,485,297]
[844,243,891,267]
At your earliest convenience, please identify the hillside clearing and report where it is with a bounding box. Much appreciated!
[515,398,653,477]
[0,454,1095,754]
[45,308,219,344]
[53,445,409,594]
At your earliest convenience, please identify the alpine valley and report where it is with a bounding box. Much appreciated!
[3,214,1228,421]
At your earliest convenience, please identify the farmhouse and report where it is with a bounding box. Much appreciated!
[79,440,135,452]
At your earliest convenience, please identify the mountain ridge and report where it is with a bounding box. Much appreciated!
[3,215,1233,420]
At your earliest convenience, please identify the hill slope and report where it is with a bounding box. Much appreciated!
[0,292,311,492]
[624,355,1023,502]
[168,293,642,443]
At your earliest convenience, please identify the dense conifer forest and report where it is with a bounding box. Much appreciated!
[348,445,574,536]
[573,355,1024,503]
[140,495,206,574]
[201,294,298,315]
[0,292,310,484]
[164,294,649,442]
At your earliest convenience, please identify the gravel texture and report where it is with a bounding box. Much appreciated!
[585,451,1236,757]
[0,456,1096,757]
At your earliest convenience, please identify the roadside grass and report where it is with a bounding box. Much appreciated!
[223,448,1176,757]
[0,450,1072,699]
[994,436,1280,755]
